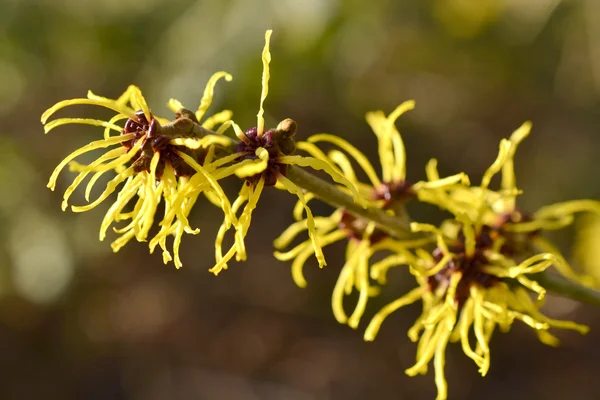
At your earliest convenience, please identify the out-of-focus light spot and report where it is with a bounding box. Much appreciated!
[150,1,230,110]
[583,0,600,93]
[124,367,261,400]
[554,19,595,106]
[279,338,342,390]
[270,0,338,52]
[406,73,464,128]
[500,0,560,44]
[0,139,35,215]
[49,0,160,21]
[433,0,503,38]
[8,207,74,304]
[224,0,272,40]
[0,251,10,297]
[0,60,25,116]
[77,290,114,343]
[209,313,285,374]
[72,214,112,258]
[543,294,582,318]
[332,18,387,78]
[108,279,185,341]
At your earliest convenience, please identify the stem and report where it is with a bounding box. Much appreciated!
[286,165,412,239]
[286,165,600,307]
[199,118,600,308]
[535,272,600,307]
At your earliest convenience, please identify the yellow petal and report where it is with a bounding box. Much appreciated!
[257,30,272,137]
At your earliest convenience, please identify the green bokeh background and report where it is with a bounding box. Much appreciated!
[1,0,599,399]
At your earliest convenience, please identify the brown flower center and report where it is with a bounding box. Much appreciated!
[121,110,203,178]
[236,120,297,187]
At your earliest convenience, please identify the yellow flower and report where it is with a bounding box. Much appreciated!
[365,219,589,400]
[301,101,470,208]
[207,30,366,276]
[363,122,595,400]
[424,121,600,285]
[573,214,600,283]
[275,206,431,328]
[275,101,469,328]
[41,74,236,268]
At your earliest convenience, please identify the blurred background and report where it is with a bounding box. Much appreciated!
[1,0,599,398]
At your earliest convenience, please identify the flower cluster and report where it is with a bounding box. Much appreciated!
[274,109,600,399]
[42,78,236,269]
[274,100,469,328]
[41,29,600,400]
[41,30,364,273]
